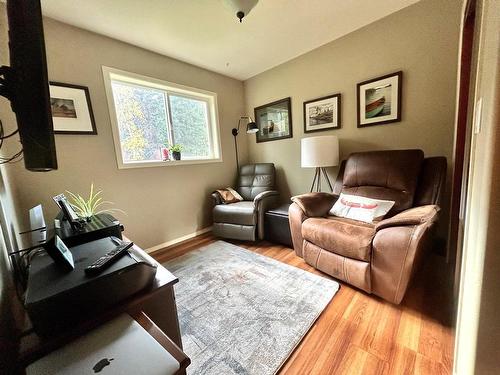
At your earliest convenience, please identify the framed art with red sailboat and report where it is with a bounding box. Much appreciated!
[357,71,402,128]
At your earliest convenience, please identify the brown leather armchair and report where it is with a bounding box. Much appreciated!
[212,163,279,241]
[289,150,446,304]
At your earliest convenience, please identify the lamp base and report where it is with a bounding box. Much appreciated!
[310,167,333,192]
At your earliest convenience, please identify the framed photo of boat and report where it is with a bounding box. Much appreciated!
[254,97,293,143]
[303,93,341,133]
[49,82,97,134]
[357,71,402,128]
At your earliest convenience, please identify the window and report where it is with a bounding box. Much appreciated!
[102,66,221,168]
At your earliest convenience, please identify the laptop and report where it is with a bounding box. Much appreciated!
[26,314,180,374]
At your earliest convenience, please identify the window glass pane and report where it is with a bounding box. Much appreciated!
[111,81,168,163]
[169,94,210,158]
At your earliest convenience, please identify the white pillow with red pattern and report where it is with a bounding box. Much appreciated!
[329,193,395,223]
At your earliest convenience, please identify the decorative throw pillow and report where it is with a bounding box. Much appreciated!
[214,187,244,204]
[226,187,243,201]
[329,193,395,223]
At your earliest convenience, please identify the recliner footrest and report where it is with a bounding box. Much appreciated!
[213,222,256,241]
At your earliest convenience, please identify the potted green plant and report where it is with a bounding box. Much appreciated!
[66,183,125,221]
[169,144,183,160]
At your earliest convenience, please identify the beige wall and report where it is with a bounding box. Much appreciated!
[0,7,246,249]
[244,0,461,238]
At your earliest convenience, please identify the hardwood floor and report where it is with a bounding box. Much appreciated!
[152,234,455,375]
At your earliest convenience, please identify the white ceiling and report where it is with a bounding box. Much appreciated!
[40,0,420,80]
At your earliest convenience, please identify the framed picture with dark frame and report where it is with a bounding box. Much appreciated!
[254,97,292,143]
[49,81,97,134]
[303,93,341,133]
[357,71,402,128]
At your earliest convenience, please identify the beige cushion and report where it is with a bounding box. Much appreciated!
[214,188,244,204]
[329,193,395,223]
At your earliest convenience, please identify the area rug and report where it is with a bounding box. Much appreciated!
[164,240,339,375]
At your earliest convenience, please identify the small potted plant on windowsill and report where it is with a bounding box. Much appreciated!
[169,144,183,160]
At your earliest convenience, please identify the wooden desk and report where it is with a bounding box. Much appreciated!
[18,244,183,369]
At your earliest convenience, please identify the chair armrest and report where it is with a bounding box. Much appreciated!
[211,192,222,206]
[291,192,338,217]
[375,205,439,231]
[372,206,439,304]
[254,191,280,240]
[289,203,308,258]
[253,190,280,207]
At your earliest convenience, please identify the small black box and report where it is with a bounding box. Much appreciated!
[264,203,293,248]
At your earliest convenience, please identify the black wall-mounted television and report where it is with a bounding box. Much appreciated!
[0,0,57,171]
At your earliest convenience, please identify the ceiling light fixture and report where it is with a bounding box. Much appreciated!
[222,0,259,23]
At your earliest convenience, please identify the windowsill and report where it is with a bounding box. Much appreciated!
[117,157,223,169]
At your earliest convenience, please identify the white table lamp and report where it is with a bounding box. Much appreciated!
[301,135,339,192]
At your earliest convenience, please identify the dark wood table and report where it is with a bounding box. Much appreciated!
[18,244,183,369]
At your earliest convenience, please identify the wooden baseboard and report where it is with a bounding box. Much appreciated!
[146,227,213,254]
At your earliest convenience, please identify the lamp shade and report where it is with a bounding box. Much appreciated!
[301,135,339,168]
[222,0,259,17]
[246,121,258,133]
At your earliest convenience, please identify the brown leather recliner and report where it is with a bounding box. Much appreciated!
[289,150,446,304]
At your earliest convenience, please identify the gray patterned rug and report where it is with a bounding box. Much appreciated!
[164,241,339,375]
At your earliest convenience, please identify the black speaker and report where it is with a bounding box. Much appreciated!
[3,0,57,171]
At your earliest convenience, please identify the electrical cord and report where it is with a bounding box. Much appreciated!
[26,248,44,266]
[8,243,44,256]
[0,119,23,164]
[9,246,45,305]
[0,128,18,139]
[9,252,28,305]
[0,148,23,164]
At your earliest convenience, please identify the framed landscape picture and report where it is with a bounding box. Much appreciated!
[357,71,402,128]
[254,97,292,143]
[303,93,341,133]
[49,82,97,134]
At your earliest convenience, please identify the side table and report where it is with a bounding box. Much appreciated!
[264,203,293,248]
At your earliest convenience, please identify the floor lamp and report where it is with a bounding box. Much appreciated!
[301,135,339,192]
[232,116,259,170]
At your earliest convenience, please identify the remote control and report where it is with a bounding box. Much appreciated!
[85,241,134,275]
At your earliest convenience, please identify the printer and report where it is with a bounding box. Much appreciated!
[25,236,157,336]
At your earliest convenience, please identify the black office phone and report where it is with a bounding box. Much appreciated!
[45,235,75,271]
[53,193,84,230]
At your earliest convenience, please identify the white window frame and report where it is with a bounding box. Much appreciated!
[102,66,222,169]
